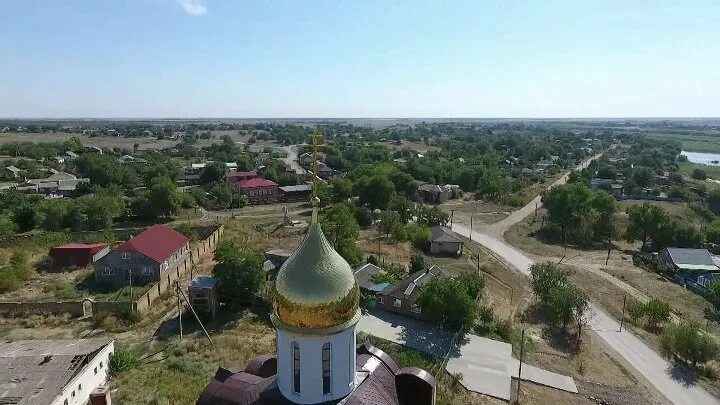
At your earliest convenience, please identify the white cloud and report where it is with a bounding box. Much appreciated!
[179,0,207,16]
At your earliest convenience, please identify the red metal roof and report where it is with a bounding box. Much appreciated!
[235,178,278,189]
[226,170,257,179]
[115,225,189,263]
[51,243,108,254]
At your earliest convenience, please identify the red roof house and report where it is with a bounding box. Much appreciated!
[49,243,110,268]
[115,225,190,263]
[234,178,279,204]
[94,225,191,288]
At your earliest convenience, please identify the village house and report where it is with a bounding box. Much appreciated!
[279,183,312,202]
[234,177,280,204]
[94,225,190,289]
[49,243,109,269]
[376,265,447,318]
[5,165,22,178]
[0,338,114,405]
[226,170,258,183]
[353,263,389,294]
[85,146,103,154]
[429,226,464,255]
[415,183,450,204]
[658,247,720,273]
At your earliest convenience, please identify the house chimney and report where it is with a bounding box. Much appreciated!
[396,367,437,405]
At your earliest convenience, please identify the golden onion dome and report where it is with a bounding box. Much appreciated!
[271,219,360,331]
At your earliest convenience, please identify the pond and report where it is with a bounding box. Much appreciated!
[681,151,720,166]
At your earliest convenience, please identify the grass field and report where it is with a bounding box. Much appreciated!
[646,132,720,153]
[678,161,720,180]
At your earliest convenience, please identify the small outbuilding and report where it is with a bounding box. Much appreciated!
[429,226,463,256]
[50,243,110,269]
[353,263,389,294]
[189,275,219,319]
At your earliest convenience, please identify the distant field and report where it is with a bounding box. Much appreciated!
[646,132,720,153]
[0,130,281,152]
[678,160,720,180]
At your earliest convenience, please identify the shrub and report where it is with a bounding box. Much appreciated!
[692,168,708,180]
[626,300,647,323]
[110,347,140,375]
[662,321,719,367]
[409,253,425,273]
[644,299,671,329]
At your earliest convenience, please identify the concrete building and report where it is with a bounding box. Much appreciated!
[94,225,190,289]
[0,338,114,405]
[415,183,450,204]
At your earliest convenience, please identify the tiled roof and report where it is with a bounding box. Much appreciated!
[236,178,278,189]
[115,225,189,263]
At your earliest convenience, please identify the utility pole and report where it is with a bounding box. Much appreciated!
[128,269,134,305]
[176,282,183,341]
[515,323,525,404]
[470,212,474,242]
[179,288,215,349]
[450,210,455,228]
[620,294,627,332]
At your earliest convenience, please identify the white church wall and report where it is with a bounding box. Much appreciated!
[276,326,356,404]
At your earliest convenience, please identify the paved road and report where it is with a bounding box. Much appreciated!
[282,145,307,175]
[452,223,720,405]
[485,153,602,237]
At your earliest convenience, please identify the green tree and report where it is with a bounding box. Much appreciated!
[212,240,265,302]
[417,274,480,328]
[406,223,431,249]
[529,262,570,303]
[330,178,353,203]
[661,321,719,367]
[410,253,426,273]
[378,210,402,237]
[644,299,671,329]
[322,204,363,266]
[692,168,708,180]
[418,205,449,227]
[0,215,17,238]
[62,136,83,152]
[626,300,647,323]
[148,177,180,218]
[356,175,395,210]
[12,202,40,232]
[625,203,671,250]
[199,162,226,185]
[388,195,414,223]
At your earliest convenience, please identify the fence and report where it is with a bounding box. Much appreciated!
[92,225,223,317]
[0,300,86,317]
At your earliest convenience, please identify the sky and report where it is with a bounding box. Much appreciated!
[0,0,718,118]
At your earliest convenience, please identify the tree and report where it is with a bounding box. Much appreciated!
[199,162,226,185]
[0,215,16,238]
[542,182,614,246]
[330,178,353,203]
[388,195,414,223]
[417,274,480,328]
[418,205,449,227]
[692,168,708,180]
[212,240,265,302]
[644,299,671,329]
[356,175,395,210]
[546,285,587,331]
[148,177,181,218]
[352,206,372,227]
[625,203,671,250]
[322,204,363,266]
[662,321,719,367]
[410,253,426,273]
[12,202,41,232]
[62,136,83,152]
[529,262,570,303]
[626,300,647,323]
[406,223,431,249]
[378,210,402,237]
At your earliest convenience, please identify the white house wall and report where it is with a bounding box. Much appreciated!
[51,341,114,405]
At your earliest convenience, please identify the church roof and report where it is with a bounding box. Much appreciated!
[272,220,360,330]
[196,343,437,405]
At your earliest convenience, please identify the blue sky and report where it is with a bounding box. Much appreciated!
[0,0,718,118]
